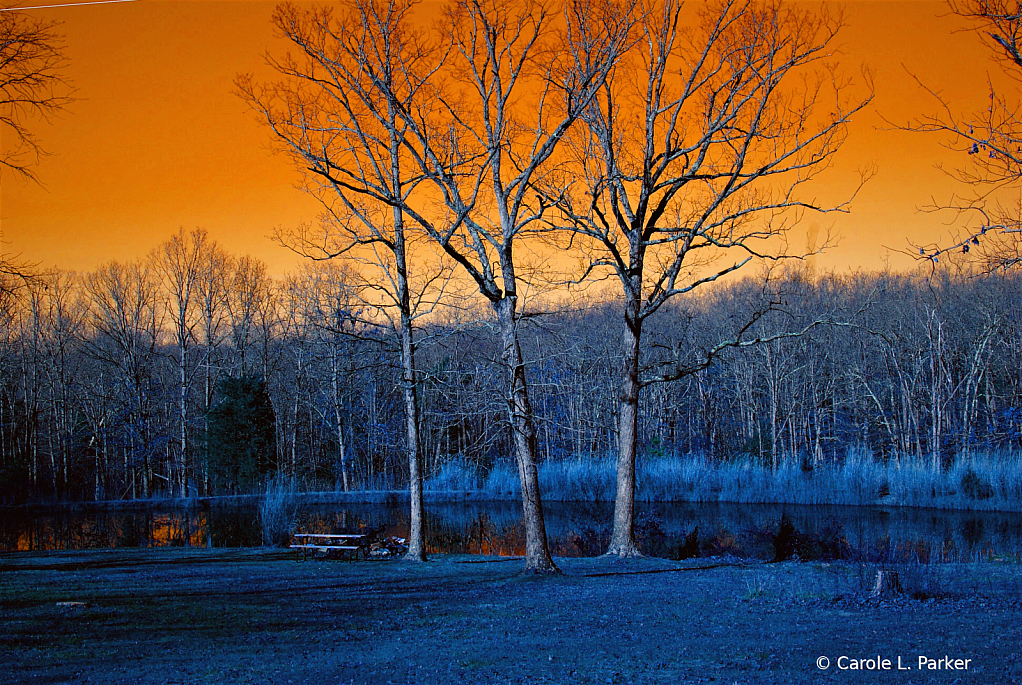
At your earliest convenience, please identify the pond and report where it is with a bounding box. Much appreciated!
[3,499,1021,563]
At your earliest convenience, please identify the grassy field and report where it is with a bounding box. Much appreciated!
[2,548,1021,684]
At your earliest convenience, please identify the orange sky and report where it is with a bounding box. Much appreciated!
[0,0,1010,276]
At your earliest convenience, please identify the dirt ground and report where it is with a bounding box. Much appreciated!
[1,548,1021,684]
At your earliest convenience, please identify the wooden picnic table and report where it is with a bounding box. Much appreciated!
[290,533,369,561]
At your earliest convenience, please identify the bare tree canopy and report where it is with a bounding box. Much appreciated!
[0,5,74,297]
[238,0,452,561]
[908,0,1022,270]
[549,0,871,556]
[247,0,638,573]
[0,5,73,181]
[380,0,636,572]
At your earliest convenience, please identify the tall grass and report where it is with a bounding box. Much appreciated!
[259,475,299,546]
[426,460,483,491]
[424,449,1022,511]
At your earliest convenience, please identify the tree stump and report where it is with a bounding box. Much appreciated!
[870,570,902,598]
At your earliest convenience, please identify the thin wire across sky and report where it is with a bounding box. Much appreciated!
[0,0,138,11]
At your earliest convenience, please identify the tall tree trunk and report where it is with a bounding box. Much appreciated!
[766,346,779,472]
[607,293,642,557]
[178,348,188,497]
[496,296,557,573]
[330,347,350,492]
[290,353,302,480]
[387,107,427,562]
[203,341,213,496]
[400,313,426,561]
[396,258,425,560]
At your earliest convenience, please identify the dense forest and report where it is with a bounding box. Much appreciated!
[1,232,1019,505]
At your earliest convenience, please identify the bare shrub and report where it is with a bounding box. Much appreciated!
[259,476,299,547]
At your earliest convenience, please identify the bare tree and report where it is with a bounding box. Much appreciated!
[370,0,635,572]
[83,260,163,498]
[906,0,1022,269]
[239,0,451,561]
[225,255,274,377]
[0,6,73,296]
[29,270,87,499]
[195,241,232,411]
[0,5,72,180]
[151,228,218,498]
[551,0,871,556]
[246,0,634,570]
[194,240,233,493]
[288,262,360,491]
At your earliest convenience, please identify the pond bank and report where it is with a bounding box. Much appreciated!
[6,452,1022,513]
[0,490,496,513]
[1,548,1020,684]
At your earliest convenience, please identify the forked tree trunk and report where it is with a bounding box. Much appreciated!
[496,296,558,573]
[607,295,643,557]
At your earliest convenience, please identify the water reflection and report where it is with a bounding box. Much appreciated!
[3,500,1021,563]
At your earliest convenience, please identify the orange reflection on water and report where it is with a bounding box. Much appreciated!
[12,511,210,551]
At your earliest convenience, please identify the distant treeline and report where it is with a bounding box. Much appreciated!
[1,241,1020,504]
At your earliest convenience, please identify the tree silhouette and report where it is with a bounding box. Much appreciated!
[0,5,74,295]
[205,375,278,494]
[552,0,870,556]
[908,0,1022,270]
[0,5,72,181]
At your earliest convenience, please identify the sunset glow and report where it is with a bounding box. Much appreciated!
[0,0,1010,275]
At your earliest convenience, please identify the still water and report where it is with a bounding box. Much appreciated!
[2,500,1021,562]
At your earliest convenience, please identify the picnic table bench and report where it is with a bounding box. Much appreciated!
[290,533,369,561]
